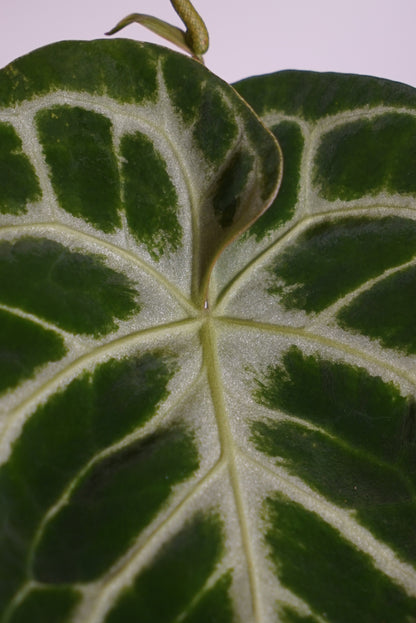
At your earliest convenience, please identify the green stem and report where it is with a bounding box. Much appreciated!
[106,0,209,63]
[170,0,209,58]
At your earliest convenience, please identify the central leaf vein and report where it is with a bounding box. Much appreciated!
[201,316,262,621]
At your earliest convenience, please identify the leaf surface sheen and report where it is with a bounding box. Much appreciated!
[0,40,416,623]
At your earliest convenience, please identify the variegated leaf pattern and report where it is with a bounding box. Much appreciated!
[208,70,416,621]
[0,39,280,623]
[1,36,415,623]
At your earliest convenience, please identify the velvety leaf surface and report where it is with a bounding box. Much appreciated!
[211,69,416,620]
[1,40,416,623]
[0,39,280,623]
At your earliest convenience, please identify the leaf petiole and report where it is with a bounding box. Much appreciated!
[106,0,209,63]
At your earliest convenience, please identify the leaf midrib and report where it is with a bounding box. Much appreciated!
[3,311,416,620]
[201,315,262,621]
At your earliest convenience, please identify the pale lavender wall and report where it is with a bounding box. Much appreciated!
[2,0,416,87]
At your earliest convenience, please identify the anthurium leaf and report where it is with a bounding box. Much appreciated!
[1,37,416,623]
[0,38,280,623]
[207,69,416,621]
[0,39,280,306]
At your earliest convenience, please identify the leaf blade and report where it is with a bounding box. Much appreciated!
[3,43,416,623]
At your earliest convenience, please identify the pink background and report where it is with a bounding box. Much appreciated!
[2,0,416,88]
